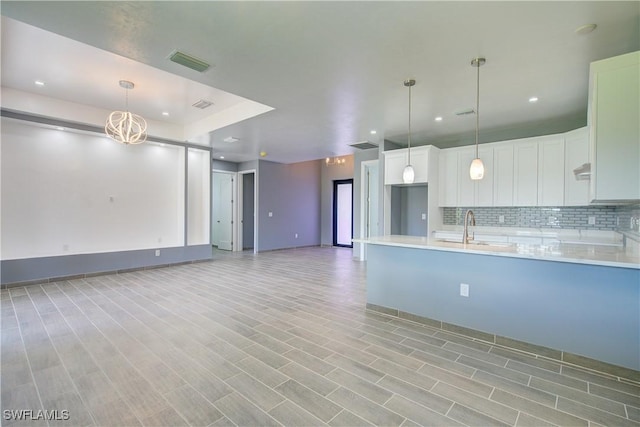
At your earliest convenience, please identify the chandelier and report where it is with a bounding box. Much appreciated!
[325,157,346,166]
[105,80,147,145]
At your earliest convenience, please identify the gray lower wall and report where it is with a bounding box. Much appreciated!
[443,205,625,230]
[257,159,321,251]
[1,245,212,286]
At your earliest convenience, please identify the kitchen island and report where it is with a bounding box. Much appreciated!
[354,235,640,375]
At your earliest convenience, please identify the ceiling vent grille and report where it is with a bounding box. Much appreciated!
[192,99,214,109]
[350,141,378,150]
[169,51,211,73]
[455,108,476,116]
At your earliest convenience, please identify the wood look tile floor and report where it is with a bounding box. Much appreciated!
[2,246,639,427]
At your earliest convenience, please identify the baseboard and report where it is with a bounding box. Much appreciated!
[366,303,640,383]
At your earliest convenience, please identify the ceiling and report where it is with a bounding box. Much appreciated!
[1,1,639,164]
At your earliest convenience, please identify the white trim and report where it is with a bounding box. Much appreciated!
[359,160,379,261]
[212,169,237,251]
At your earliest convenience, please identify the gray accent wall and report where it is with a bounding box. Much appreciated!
[212,159,238,172]
[1,245,212,286]
[257,160,321,251]
[390,185,429,237]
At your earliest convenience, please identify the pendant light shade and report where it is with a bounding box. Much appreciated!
[403,165,415,183]
[469,57,485,180]
[403,79,416,184]
[469,158,484,180]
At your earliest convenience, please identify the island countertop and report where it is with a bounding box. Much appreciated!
[353,235,640,269]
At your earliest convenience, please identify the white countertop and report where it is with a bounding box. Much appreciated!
[353,235,640,269]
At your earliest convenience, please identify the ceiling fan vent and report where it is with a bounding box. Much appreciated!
[350,141,378,150]
[192,99,214,109]
[169,50,211,73]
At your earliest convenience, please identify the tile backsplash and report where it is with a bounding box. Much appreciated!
[442,205,640,231]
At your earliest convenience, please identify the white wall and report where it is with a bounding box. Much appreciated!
[1,118,192,260]
[187,148,211,245]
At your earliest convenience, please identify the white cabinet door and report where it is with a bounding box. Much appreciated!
[411,148,429,184]
[457,147,475,206]
[538,136,565,206]
[493,143,514,206]
[589,51,640,202]
[514,140,538,206]
[476,146,494,206]
[564,127,590,206]
[438,149,457,207]
[383,151,407,185]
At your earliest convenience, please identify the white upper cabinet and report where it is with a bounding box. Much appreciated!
[476,145,494,206]
[492,142,514,206]
[457,147,476,206]
[383,145,431,185]
[438,149,457,207]
[513,139,539,206]
[564,127,590,206]
[588,51,640,203]
[537,135,565,206]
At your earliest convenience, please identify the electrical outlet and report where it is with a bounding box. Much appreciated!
[460,283,469,297]
[268,212,273,217]
[295,233,298,239]
[155,250,160,257]
[499,215,505,223]
[421,213,426,220]
[588,216,596,225]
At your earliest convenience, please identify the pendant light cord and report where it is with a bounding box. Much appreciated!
[475,61,480,158]
[408,83,412,164]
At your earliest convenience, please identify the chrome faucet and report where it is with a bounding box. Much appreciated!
[462,209,476,244]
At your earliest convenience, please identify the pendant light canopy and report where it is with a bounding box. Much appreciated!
[105,80,147,145]
[403,79,416,184]
[469,57,485,180]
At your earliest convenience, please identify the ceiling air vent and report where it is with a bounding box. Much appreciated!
[169,50,211,73]
[455,108,475,116]
[192,99,214,109]
[350,141,378,150]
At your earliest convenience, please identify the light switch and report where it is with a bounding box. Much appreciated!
[588,216,596,225]
[499,215,505,223]
[421,213,426,220]
[268,212,273,217]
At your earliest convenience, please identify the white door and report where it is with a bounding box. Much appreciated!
[212,172,233,250]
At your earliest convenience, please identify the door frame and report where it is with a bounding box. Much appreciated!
[359,160,379,260]
[212,170,237,251]
[236,169,258,253]
[333,178,354,248]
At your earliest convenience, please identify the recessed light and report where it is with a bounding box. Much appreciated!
[529,97,539,103]
[219,156,225,159]
[35,80,45,86]
[56,126,65,131]
[370,130,377,135]
[434,116,443,122]
[162,112,170,116]
[575,23,597,35]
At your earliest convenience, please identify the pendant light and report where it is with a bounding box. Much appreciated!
[402,79,416,184]
[469,57,486,180]
[105,80,147,145]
